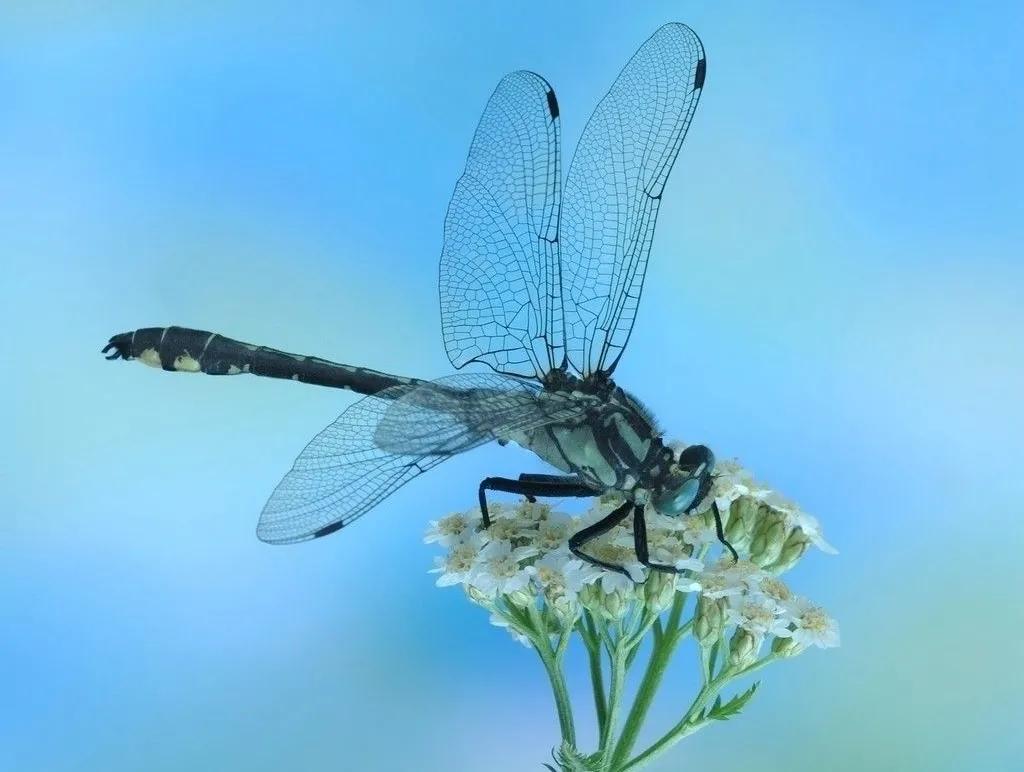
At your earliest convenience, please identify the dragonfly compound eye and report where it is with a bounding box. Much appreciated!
[651,473,703,517]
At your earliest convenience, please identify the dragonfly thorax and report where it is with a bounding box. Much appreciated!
[508,384,670,497]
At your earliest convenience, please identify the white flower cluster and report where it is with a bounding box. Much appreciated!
[426,459,839,654]
[693,558,840,660]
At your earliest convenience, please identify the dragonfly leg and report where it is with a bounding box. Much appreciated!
[518,472,586,484]
[711,500,739,562]
[568,500,635,576]
[633,504,689,574]
[516,473,588,502]
[478,475,597,527]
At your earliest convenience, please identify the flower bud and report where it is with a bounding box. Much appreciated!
[643,572,677,614]
[465,586,493,606]
[506,588,535,609]
[601,588,629,620]
[766,529,810,574]
[694,595,726,649]
[728,628,760,669]
[578,584,603,616]
[771,634,804,658]
[546,596,578,630]
[724,498,759,552]
[749,510,788,567]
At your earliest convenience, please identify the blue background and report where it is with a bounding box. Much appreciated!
[3,2,1022,770]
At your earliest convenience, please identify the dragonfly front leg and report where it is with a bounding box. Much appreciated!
[478,475,597,527]
[711,500,739,562]
[633,504,688,574]
[516,472,589,502]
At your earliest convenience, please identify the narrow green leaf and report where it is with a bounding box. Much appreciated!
[552,744,604,771]
[707,681,759,721]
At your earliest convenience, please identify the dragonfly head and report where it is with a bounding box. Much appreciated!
[650,444,715,517]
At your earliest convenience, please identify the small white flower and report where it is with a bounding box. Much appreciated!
[532,517,573,552]
[679,514,719,549]
[468,540,537,597]
[726,594,792,638]
[646,528,705,574]
[489,611,532,647]
[430,533,484,587]
[675,576,703,594]
[787,509,838,555]
[516,499,552,522]
[424,512,477,547]
[705,459,767,510]
[533,549,599,601]
[757,575,794,604]
[784,596,840,649]
[697,559,766,599]
[597,570,638,594]
[485,515,526,543]
[584,540,645,589]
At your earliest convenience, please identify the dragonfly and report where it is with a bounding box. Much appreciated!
[102,22,736,575]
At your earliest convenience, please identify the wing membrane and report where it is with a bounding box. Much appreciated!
[560,23,705,376]
[440,70,564,379]
[375,373,589,456]
[257,374,588,543]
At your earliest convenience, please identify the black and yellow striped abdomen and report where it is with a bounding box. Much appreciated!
[103,326,419,395]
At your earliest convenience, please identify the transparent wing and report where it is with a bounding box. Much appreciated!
[560,23,705,376]
[257,374,589,544]
[440,70,564,380]
[375,373,589,456]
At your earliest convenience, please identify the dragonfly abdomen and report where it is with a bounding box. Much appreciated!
[102,326,419,395]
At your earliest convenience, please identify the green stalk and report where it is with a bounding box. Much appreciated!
[599,625,629,769]
[622,653,782,771]
[610,595,692,768]
[620,677,721,771]
[579,611,608,741]
[527,605,577,748]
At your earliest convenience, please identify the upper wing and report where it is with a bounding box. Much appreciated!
[256,374,589,544]
[439,70,564,380]
[560,23,706,376]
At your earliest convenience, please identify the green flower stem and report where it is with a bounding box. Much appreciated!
[578,611,609,741]
[599,627,630,770]
[622,653,783,771]
[621,677,721,771]
[526,605,577,748]
[537,646,576,748]
[610,595,692,768]
[700,639,719,684]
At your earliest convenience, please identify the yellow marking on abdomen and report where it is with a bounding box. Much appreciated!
[139,348,162,368]
[173,354,201,372]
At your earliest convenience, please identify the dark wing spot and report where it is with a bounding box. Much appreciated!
[546,89,560,119]
[313,521,345,538]
[694,58,706,90]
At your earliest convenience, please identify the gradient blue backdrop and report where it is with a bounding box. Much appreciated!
[4,2,1022,770]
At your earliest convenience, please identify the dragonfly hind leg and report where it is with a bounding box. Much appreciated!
[568,500,635,576]
[478,475,596,526]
